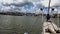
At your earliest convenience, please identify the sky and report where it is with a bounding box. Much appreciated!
[0,0,60,14]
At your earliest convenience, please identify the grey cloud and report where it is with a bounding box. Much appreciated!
[36,3,45,8]
[0,1,34,12]
[2,2,33,7]
[0,6,21,12]
[52,4,60,8]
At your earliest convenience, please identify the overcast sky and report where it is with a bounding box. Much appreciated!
[0,0,60,14]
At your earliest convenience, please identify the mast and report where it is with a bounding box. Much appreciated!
[46,0,51,21]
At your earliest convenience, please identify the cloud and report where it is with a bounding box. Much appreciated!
[0,6,21,12]
[0,0,34,12]
[0,0,13,4]
[4,2,33,7]
[0,0,24,4]
[0,6,11,12]
[0,0,60,14]
[41,0,59,7]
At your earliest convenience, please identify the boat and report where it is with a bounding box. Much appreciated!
[0,0,60,34]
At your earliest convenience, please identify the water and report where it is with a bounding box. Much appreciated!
[0,15,43,34]
[0,15,59,34]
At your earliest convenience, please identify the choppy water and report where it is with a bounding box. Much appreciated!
[0,15,59,34]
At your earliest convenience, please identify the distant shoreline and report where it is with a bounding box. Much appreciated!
[0,12,60,18]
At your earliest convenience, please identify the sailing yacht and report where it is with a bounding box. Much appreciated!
[42,0,60,34]
[0,0,60,34]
